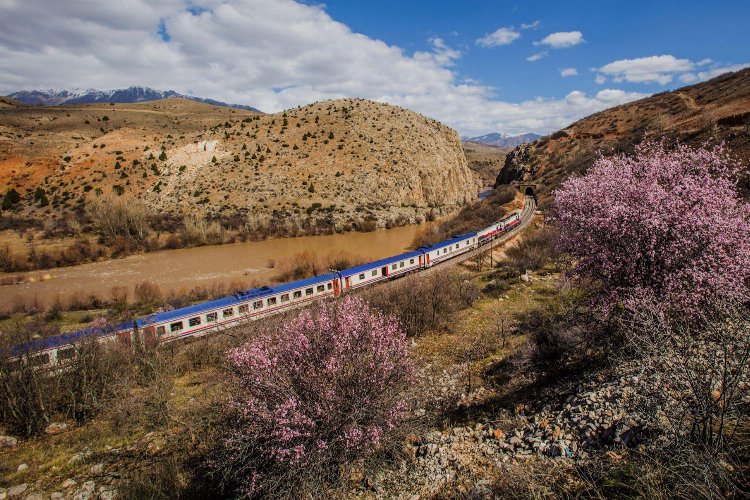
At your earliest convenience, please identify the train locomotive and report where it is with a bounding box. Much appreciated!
[11,210,522,367]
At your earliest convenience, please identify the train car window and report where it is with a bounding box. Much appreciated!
[317,285,325,292]
[170,321,184,332]
[391,264,397,270]
[223,308,234,318]
[372,270,377,276]
[400,262,404,268]
[253,300,263,310]
[410,259,414,264]
[327,283,332,289]
[156,326,165,335]
[281,294,290,302]
[238,304,249,314]
[293,290,302,299]
[358,273,365,280]
[268,297,277,306]
[206,312,218,322]
[443,249,447,254]
[30,353,50,366]
[58,347,76,361]
[189,317,202,327]
[305,288,313,296]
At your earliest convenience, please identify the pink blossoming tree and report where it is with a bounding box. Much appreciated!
[221,296,413,496]
[552,141,750,317]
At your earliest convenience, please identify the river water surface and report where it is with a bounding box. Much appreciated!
[0,223,434,308]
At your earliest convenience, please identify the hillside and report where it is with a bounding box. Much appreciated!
[7,86,261,111]
[496,68,750,205]
[0,98,477,232]
[463,141,510,187]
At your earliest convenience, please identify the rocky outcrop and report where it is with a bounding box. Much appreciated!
[495,142,538,185]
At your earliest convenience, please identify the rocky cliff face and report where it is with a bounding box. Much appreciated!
[0,97,478,229]
[496,68,750,205]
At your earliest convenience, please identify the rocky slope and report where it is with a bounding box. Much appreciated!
[463,141,511,187]
[0,97,477,229]
[496,68,750,205]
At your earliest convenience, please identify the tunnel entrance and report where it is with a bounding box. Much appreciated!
[524,186,534,196]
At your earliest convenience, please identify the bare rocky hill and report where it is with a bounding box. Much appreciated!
[496,68,750,206]
[463,141,511,187]
[0,97,477,230]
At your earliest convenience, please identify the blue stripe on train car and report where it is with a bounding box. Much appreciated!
[138,273,339,326]
[418,231,478,252]
[339,251,424,278]
[11,320,135,356]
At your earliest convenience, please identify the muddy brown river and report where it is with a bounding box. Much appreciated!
[0,224,434,310]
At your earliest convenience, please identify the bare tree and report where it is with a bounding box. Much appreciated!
[622,302,750,451]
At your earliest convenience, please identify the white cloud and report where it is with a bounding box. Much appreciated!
[425,37,461,67]
[521,20,540,30]
[595,75,607,84]
[535,31,584,48]
[597,55,694,84]
[0,0,649,136]
[596,55,748,85]
[527,51,547,62]
[476,26,520,47]
[560,67,578,77]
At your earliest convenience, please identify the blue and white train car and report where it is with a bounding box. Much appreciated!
[10,320,135,367]
[142,273,340,342]
[338,250,424,292]
[419,232,477,267]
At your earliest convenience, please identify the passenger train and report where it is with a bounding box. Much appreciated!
[10,210,523,367]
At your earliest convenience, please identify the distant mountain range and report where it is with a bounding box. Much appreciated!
[463,132,542,148]
[6,86,262,112]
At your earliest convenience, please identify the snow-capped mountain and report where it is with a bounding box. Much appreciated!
[7,86,261,112]
[463,132,542,148]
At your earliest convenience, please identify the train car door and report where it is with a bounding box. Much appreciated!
[345,277,351,290]
[143,326,157,347]
[117,330,131,349]
[333,279,340,297]
[426,253,431,266]
[381,266,388,277]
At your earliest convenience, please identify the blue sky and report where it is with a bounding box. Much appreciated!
[322,0,749,103]
[1,0,748,135]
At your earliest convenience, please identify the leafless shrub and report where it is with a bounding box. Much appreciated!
[88,195,151,244]
[504,225,559,274]
[366,269,480,337]
[134,281,162,309]
[181,214,224,246]
[273,250,366,282]
[0,320,60,436]
[622,302,750,452]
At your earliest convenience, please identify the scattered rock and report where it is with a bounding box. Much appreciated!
[16,463,28,473]
[45,422,68,435]
[6,484,27,498]
[89,463,104,475]
[61,479,77,489]
[0,435,18,448]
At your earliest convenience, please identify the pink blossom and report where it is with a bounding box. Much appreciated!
[552,141,750,317]
[221,295,414,495]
